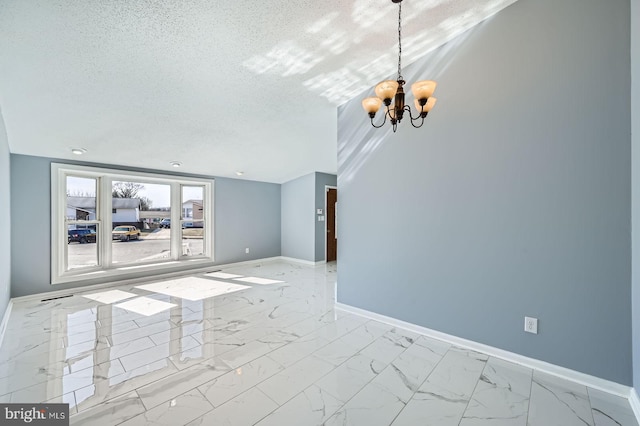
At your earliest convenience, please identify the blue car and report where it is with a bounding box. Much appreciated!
[68,229,96,244]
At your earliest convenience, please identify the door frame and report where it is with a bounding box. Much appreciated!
[325,185,337,262]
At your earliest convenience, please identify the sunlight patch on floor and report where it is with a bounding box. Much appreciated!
[114,297,177,316]
[233,277,284,285]
[136,277,250,301]
[204,272,244,279]
[81,289,137,304]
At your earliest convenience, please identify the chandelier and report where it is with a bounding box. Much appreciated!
[362,0,437,132]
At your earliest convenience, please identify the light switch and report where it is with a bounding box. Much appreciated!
[317,209,323,214]
[318,216,325,222]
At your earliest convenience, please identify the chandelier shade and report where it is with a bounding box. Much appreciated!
[411,80,437,100]
[375,80,400,102]
[362,97,383,114]
[362,0,437,132]
[414,97,437,114]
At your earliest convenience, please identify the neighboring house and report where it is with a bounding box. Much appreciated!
[112,198,141,223]
[182,199,203,220]
[66,196,141,226]
[66,196,97,221]
[139,210,170,227]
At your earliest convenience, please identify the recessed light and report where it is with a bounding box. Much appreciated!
[235,171,244,176]
[71,148,87,155]
[170,161,182,168]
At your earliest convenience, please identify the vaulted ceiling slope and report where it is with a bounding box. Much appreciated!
[0,0,517,183]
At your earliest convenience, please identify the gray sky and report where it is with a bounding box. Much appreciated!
[67,176,204,209]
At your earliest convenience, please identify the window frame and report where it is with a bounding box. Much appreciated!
[51,163,215,285]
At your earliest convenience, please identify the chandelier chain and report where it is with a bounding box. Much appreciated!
[397,1,402,81]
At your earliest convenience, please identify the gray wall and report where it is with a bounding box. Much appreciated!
[214,176,281,265]
[337,0,631,384]
[0,113,11,320]
[632,0,640,390]
[281,172,337,263]
[10,154,281,297]
[315,172,337,262]
[281,172,315,262]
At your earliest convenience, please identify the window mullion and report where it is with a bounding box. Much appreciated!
[56,169,66,278]
[100,176,112,267]
[171,182,181,260]
[206,183,213,257]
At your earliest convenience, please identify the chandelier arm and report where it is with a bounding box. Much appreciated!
[409,114,427,129]
[402,104,415,119]
[370,113,388,128]
[404,105,424,122]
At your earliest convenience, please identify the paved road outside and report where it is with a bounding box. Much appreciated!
[68,236,204,269]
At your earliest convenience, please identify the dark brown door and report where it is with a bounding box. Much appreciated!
[326,188,337,262]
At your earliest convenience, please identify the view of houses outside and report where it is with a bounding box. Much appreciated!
[181,186,205,256]
[66,177,205,270]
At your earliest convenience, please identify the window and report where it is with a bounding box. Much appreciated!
[66,176,99,270]
[52,163,214,285]
[181,186,205,257]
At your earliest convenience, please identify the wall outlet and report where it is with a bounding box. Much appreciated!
[524,317,538,334]
[245,248,249,254]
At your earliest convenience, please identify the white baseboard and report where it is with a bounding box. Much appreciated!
[218,256,283,269]
[13,256,322,304]
[335,302,631,398]
[0,300,13,350]
[630,388,640,423]
[279,256,325,266]
[12,256,284,303]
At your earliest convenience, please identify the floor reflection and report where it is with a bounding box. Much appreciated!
[0,261,304,419]
[1,261,636,426]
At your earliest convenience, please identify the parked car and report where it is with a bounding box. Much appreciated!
[68,229,96,244]
[160,218,190,229]
[112,225,141,241]
[183,222,204,228]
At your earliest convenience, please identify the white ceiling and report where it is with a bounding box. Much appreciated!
[0,0,517,184]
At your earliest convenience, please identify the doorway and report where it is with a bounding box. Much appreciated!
[326,187,337,262]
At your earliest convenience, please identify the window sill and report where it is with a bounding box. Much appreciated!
[52,257,215,286]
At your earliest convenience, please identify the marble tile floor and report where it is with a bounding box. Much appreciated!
[0,260,637,426]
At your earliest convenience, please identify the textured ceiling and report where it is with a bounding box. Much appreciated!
[0,0,517,183]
